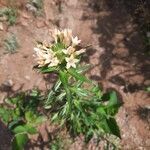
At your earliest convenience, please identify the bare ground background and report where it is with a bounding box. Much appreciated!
[0,0,150,149]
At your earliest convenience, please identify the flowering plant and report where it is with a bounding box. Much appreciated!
[34,29,85,70]
[34,29,121,143]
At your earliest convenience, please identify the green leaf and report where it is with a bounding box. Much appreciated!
[98,119,111,133]
[56,92,66,101]
[45,90,55,107]
[30,90,39,97]
[71,87,89,97]
[91,85,102,99]
[47,90,55,101]
[59,71,68,88]
[52,42,65,51]
[0,107,11,124]
[25,111,35,123]
[146,87,150,92]
[6,97,18,105]
[54,79,61,91]
[106,118,121,138]
[96,106,106,116]
[12,133,28,150]
[105,91,121,116]
[24,124,37,134]
[76,64,91,73]
[13,125,26,134]
[39,66,57,73]
[8,118,22,130]
[51,113,59,122]
[67,68,91,83]
[108,91,118,107]
[13,124,37,135]
[35,116,47,124]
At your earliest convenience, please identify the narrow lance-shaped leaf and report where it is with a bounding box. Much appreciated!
[59,70,72,112]
[106,117,121,138]
[59,71,68,87]
[54,79,61,91]
[67,68,91,83]
[76,64,91,73]
[39,66,58,73]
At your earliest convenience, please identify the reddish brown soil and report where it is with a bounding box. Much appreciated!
[0,0,150,149]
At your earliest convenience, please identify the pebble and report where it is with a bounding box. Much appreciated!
[19,16,29,26]
[22,11,30,19]
[26,3,37,13]
[2,79,13,87]
[0,16,7,22]
[0,22,4,31]
[25,75,30,80]
[36,19,45,28]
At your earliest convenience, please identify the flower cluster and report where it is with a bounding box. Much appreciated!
[34,29,85,69]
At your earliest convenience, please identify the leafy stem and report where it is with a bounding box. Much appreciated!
[59,70,72,115]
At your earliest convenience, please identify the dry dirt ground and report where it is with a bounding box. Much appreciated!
[0,0,150,149]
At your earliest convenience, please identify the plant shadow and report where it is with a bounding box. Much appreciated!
[82,0,150,94]
[0,120,12,150]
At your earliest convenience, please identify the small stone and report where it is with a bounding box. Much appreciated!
[0,22,4,31]
[2,79,13,87]
[26,3,37,13]
[0,16,7,22]
[25,75,30,80]
[36,19,45,28]
[20,18,28,26]
[22,11,30,19]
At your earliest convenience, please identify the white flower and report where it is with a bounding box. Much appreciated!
[34,47,45,59]
[65,55,79,69]
[63,29,72,38]
[34,50,46,67]
[72,36,81,47]
[34,47,58,67]
[44,50,55,64]
[75,48,86,55]
[48,57,60,67]
[52,29,61,43]
[52,28,72,46]
[62,46,75,55]
[34,47,41,53]
[62,29,72,46]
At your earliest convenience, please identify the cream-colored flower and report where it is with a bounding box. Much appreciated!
[34,47,40,53]
[48,57,60,67]
[62,46,75,55]
[52,28,72,46]
[63,29,72,38]
[65,55,79,69]
[75,48,86,55]
[34,47,55,67]
[44,50,55,64]
[71,36,81,47]
[62,37,71,46]
[52,29,61,43]
[37,60,45,67]
[34,47,46,58]
[34,48,46,67]
[62,29,72,46]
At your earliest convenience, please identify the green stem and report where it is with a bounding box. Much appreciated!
[65,86,72,114]
[59,70,72,114]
